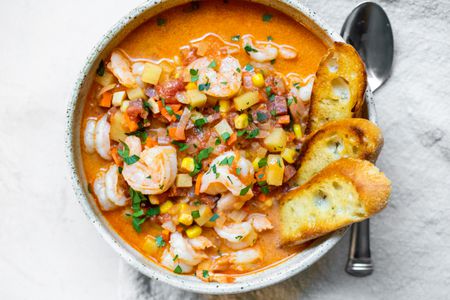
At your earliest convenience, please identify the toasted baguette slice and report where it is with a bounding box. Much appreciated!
[306,42,367,134]
[280,158,391,246]
[295,118,383,186]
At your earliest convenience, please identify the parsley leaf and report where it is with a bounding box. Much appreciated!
[231,35,241,41]
[191,210,200,219]
[147,206,160,217]
[262,13,273,22]
[256,112,268,122]
[236,167,241,175]
[219,156,235,166]
[118,141,140,165]
[246,128,260,139]
[194,117,207,128]
[244,63,254,72]
[240,184,252,196]
[156,17,166,26]
[221,132,231,142]
[171,141,188,151]
[209,213,219,222]
[267,35,273,41]
[174,265,183,274]
[155,235,166,247]
[208,60,217,68]
[244,44,258,53]
[190,69,199,82]
[258,157,268,168]
[202,270,209,278]
[235,235,243,240]
[190,147,214,176]
[198,82,211,91]
[215,137,221,145]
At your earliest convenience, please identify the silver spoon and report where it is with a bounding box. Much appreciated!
[340,2,394,276]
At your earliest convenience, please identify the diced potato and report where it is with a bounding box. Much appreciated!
[176,174,193,187]
[264,127,287,152]
[194,205,214,226]
[233,91,259,111]
[141,63,162,85]
[95,71,116,87]
[146,98,160,114]
[127,86,147,100]
[112,91,126,107]
[219,100,231,113]
[187,89,207,108]
[281,148,297,164]
[214,119,233,139]
[179,213,193,226]
[185,225,202,239]
[266,154,285,186]
[109,111,129,142]
[142,236,159,255]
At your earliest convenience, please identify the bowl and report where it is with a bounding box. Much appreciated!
[66,0,376,294]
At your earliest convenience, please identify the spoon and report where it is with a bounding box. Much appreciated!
[340,2,394,276]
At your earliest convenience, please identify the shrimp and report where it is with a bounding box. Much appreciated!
[185,56,242,98]
[83,118,96,154]
[286,74,315,125]
[104,164,128,206]
[94,114,112,160]
[247,213,273,232]
[122,136,178,194]
[160,249,194,274]
[107,50,137,88]
[216,193,246,212]
[189,236,214,250]
[169,232,206,266]
[229,247,263,272]
[200,151,254,201]
[242,35,298,62]
[93,164,128,211]
[242,35,278,63]
[214,222,258,250]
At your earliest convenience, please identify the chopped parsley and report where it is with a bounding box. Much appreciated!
[194,117,208,128]
[219,156,234,166]
[191,210,200,219]
[235,235,243,240]
[165,105,174,115]
[156,17,166,26]
[256,112,268,122]
[236,167,241,175]
[118,166,123,174]
[231,34,241,41]
[215,137,221,145]
[202,270,209,278]
[118,141,140,165]
[174,265,183,274]
[171,141,188,151]
[172,254,179,261]
[147,206,160,217]
[190,69,199,82]
[244,44,258,53]
[258,157,268,168]
[190,147,214,176]
[244,63,254,72]
[265,86,272,96]
[270,109,277,117]
[155,235,166,247]
[208,60,217,68]
[96,60,105,76]
[247,128,260,139]
[198,82,211,91]
[213,104,220,112]
[267,35,273,41]
[240,184,252,196]
[236,67,241,73]
[221,132,231,142]
[260,184,270,195]
[209,213,219,222]
[262,13,273,22]
[129,188,148,232]
[270,59,276,65]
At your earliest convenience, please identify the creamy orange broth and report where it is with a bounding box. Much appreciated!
[81,0,326,279]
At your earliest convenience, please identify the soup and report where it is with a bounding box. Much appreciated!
[81,0,327,282]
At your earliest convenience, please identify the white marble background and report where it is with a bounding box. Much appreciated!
[0,0,449,299]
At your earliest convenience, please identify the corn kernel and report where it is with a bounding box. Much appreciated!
[219,100,230,113]
[181,157,195,173]
[281,148,297,164]
[251,73,265,88]
[234,114,249,129]
[179,203,190,213]
[168,204,180,215]
[120,100,130,113]
[179,213,193,226]
[185,225,202,238]
[186,82,197,90]
[148,195,159,205]
[112,91,126,107]
[142,236,158,255]
[293,124,303,140]
[160,201,174,214]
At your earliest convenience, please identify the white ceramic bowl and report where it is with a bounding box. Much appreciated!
[66,0,376,294]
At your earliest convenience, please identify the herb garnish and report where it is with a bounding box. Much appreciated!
[231,35,241,41]
[219,156,235,166]
[267,35,273,41]
[256,112,268,122]
[258,157,268,168]
[262,13,273,22]
[174,265,183,274]
[209,213,219,222]
[221,132,231,142]
[191,210,200,219]
[202,270,209,278]
[208,60,217,68]
[190,69,199,82]
[118,141,140,165]
[126,128,148,143]
[156,17,166,26]
[235,235,243,240]
[156,235,166,247]
[194,117,207,128]
[171,141,188,151]
[244,63,254,72]
[240,184,252,196]
[190,147,214,176]
[236,167,241,175]
[244,44,258,53]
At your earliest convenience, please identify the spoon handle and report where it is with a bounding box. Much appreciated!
[345,220,373,276]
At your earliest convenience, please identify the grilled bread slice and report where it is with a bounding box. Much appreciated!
[295,118,383,186]
[306,42,367,134]
[280,158,391,246]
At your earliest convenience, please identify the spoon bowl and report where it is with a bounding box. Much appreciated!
[341,2,394,92]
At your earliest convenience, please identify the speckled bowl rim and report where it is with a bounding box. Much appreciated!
[66,0,376,295]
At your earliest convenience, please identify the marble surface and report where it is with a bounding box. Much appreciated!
[1,0,449,299]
